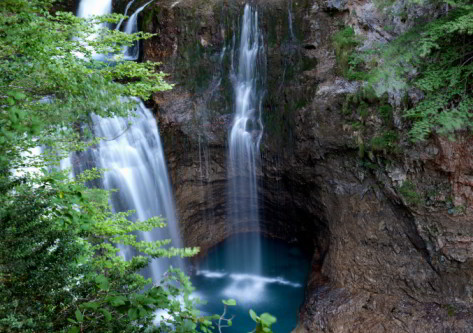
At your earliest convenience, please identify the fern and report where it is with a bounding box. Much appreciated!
[346,1,473,141]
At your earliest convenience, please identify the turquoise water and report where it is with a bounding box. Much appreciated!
[191,233,310,333]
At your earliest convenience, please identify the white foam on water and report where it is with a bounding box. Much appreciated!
[229,273,302,288]
[222,278,265,303]
[196,270,227,278]
[221,273,302,303]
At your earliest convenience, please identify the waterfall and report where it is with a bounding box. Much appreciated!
[75,0,183,281]
[115,0,136,32]
[76,0,112,60]
[123,0,154,60]
[77,0,111,18]
[91,99,183,281]
[228,4,265,272]
[288,0,295,41]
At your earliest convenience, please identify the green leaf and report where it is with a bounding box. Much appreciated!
[128,308,138,321]
[75,309,83,323]
[67,327,80,333]
[222,298,236,306]
[100,309,112,322]
[138,306,148,318]
[81,301,100,310]
[109,295,127,307]
[249,309,258,322]
[95,274,109,291]
[182,319,196,330]
[7,90,26,100]
[260,313,277,326]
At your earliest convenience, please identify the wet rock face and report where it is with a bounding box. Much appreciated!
[138,0,321,251]
[139,0,473,331]
[51,0,77,14]
[431,135,473,207]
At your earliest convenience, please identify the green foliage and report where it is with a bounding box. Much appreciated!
[344,0,473,141]
[343,85,380,119]
[358,141,366,159]
[249,309,277,333]
[399,180,423,206]
[379,103,393,123]
[0,1,207,332]
[222,299,237,306]
[373,0,396,10]
[402,3,473,140]
[370,130,399,153]
[332,26,363,79]
[216,299,236,332]
[444,303,456,317]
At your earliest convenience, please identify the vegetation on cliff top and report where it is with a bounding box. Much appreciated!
[337,0,473,142]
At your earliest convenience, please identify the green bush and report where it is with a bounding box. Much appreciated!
[399,180,423,206]
[332,26,361,78]
[346,1,473,141]
[371,130,399,153]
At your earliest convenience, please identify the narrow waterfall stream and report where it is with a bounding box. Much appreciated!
[190,6,310,332]
[115,0,135,31]
[288,0,295,41]
[227,4,265,272]
[122,0,153,60]
[75,0,183,282]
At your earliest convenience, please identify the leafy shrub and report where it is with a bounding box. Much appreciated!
[371,130,399,152]
[332,26,361,78]
[399,180,423,206]
[345,1,473,141]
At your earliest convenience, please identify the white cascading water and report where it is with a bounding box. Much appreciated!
[91,99,183,281]
[228,4,265,272]
[115,0,136,32]
[76,0,183,282]
[76,0,112,60]
[288,0,295,40]
[122,0,154,60]
[77,0,112,18]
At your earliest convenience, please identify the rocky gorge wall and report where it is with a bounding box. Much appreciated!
[135,0,323,252]
[113,0,473,331]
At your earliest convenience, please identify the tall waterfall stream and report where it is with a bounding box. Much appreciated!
[192,5,309,332]
[90,99,184,281]
[227,3,265,273]
[75,0,183,282]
